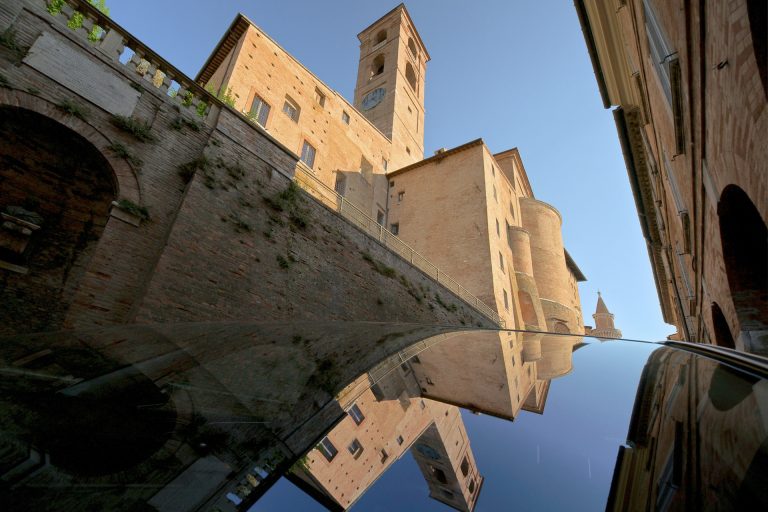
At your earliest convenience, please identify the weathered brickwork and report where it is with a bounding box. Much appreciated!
[577,0,767,352]
[0,0,493,335]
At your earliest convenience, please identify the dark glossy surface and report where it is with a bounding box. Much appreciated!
[0,323,765,511]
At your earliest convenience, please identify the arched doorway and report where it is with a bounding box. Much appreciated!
[711,302,736,349]
[718,185,768,336]
[0,107,117,334]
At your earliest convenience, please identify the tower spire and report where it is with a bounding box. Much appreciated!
[590,292,622,339]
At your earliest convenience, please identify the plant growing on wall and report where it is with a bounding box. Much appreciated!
[205,83,236,107]
[48,0,110,43]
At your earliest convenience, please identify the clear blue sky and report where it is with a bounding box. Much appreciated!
[105,0,674,341]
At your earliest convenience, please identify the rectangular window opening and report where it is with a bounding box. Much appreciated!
[301,140,316,169]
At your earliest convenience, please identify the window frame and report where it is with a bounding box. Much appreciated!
[248,94,271,127]
[348,403,365,425]
[300,140,317,169]
[317,437,338,462]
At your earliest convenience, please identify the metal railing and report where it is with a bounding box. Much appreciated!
[294,164,504,327]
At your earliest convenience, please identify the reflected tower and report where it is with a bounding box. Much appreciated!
[586,292,622,340]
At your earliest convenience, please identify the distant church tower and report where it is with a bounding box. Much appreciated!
[353,4,428,169]
[588,292,622,339]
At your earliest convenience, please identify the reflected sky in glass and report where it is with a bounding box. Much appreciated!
[254,340,661,511]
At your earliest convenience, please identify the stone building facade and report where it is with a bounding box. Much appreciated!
[198,4,587,337]
[575,0,767,353]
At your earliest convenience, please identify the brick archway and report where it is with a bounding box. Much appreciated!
[718,185,767,335]
[0,89,141,204]
[0,99,127,334]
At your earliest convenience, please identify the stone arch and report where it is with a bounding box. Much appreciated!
[371,54,385,78]
[405,62,417,92]
[374,29,387,45]
[0,89,141,203]
[0,104,120,334]
[553,321,570,334]
[718,185,767,334]
[711,302,736,349]
[407,37,418,58]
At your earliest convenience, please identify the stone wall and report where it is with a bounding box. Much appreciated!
[0,0,494,334]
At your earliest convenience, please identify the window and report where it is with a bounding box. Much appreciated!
[348,439,364,458]
[282,96,300,122]
[406,146,411,155]
[461,457,470,477]
[412,355,420,364]
[397,191,404,203]
[400,362,411,374]
[496,219,500,236]
[248,94,270,127]
[499,252,504,272]
[431,466,447,484]
[300,140,316,169]
[643,0,675,104]
[341,110,350,124]
[503,289,509,310]
[314,87,326,107]
[407,37,417,58]
[374,29,387,46]
[469,479,476,493]
[405,62,417,91]
[371,54,385,78]
[317,437,338,461]
[390,223,399,235]
[348,404,365,425]
[382,158,388,171]
[334,173,346,194]
[389,180,395,188]
[377,209,385,225]
[380,449,389,463]
[397,435,404,445]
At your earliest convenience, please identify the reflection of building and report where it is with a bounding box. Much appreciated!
[291,362,482,511]
[607,347,768,510]
[200,4,587,334]
[575,0,767,353]
[585,292,622,339]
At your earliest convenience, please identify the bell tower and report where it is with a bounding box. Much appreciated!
[590,292,623,340]
[353,4,429,169]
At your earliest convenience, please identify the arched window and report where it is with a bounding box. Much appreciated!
[405,62,417,91]
[371,54,385,78]
[407,37,417,58]
[718,185,767,336]
[711,302,735,349]
[374,29,387,46]
[460,457,469,476]
[553,322,570,334]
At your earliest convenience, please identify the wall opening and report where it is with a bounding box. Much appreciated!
[0,107,117,334]
[405,62,417,92]
[371,54,385,78]
[718,185,767,333]
[747,0,767,99]
[374,29,387,46]
[711,302,736,349]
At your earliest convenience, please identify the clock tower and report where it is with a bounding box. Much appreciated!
[353,4,429,168]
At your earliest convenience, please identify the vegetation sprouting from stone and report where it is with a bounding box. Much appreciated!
[264,182,310,229]
[0,28,23,60]
[276,254,290,269]
[361,251,396,278]
[57,99,89,121]
[205,84,236,107]
[116,199,149,221]
[228,212,252,233]
[177,156,210,185]
[107,141,142,168]
[111,115,156,142]
[170,116,201,132]
[307,357,341,395]
[435,294,458,312]
[48,0,110,43]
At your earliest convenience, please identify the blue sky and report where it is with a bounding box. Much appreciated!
[105,0,674,341]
